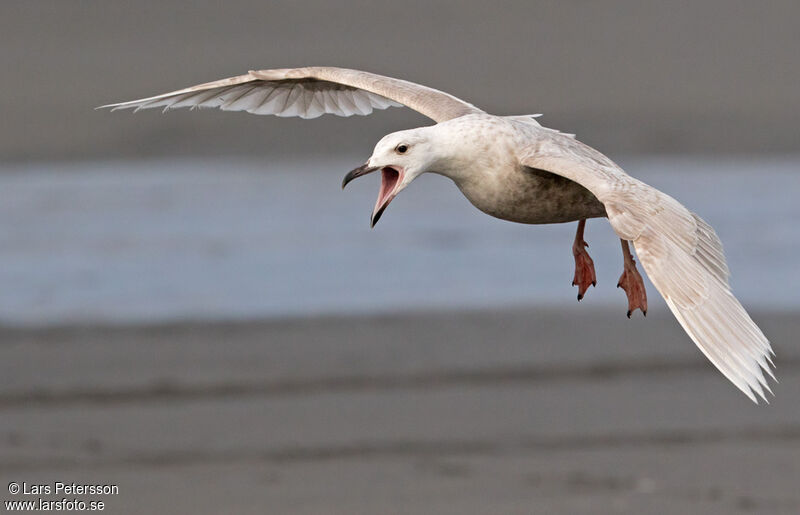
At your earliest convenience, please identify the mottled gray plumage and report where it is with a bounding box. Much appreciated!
[101,66,775,403]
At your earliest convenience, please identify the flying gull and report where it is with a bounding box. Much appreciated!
[100,66,776,403]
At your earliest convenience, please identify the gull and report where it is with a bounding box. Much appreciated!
[100,66,776,403]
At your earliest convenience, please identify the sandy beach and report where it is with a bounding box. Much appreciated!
[1,307,797,514]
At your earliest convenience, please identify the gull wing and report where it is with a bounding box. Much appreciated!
[98,66,483,123]
[520,130,775,403]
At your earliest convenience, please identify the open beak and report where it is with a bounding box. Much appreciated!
[342,163,404,228]
[341,163,379,189]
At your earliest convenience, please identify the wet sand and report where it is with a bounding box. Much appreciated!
[1,307,798,514]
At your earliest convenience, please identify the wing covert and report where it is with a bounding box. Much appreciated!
[99,66,483,123]
[520,131,775,403]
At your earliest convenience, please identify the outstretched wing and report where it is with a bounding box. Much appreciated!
[98,66,483,123]
[520,130,775,403]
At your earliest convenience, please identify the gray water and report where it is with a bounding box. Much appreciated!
[0,156,796,325]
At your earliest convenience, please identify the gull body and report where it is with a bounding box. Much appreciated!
[372,114,606,225]
[101,66,776,403]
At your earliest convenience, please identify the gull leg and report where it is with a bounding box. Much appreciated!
[617,239,648,318]
[571,219,596,301]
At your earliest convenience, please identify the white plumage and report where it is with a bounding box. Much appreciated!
[101,66,776,403]
[521,135,774,402]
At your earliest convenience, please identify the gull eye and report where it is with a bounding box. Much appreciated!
[395,144,409,154]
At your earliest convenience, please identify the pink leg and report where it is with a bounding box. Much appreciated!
[617,239,648,318]
[571,219,596,301]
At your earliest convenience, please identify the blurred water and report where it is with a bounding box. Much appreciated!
[0,156,796,325]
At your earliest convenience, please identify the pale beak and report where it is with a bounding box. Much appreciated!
[342,163,404,228]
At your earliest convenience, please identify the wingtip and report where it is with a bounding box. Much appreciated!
[744,388,759,404]
[747,375,777,405]
[758,386,772,404]
[96,102,131,112]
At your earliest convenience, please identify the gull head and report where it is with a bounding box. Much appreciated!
[342,127,436,227]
